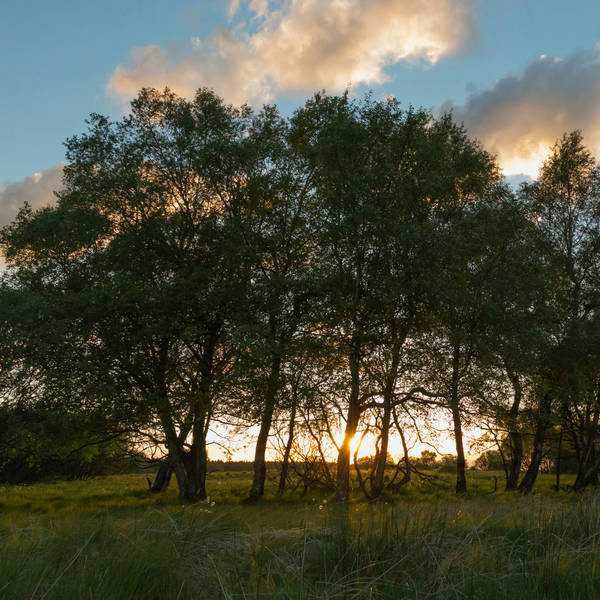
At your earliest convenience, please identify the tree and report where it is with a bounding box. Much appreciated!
[232,106,317,503]
[291,95,501,501]
[2,88,253,501]
[518,131,600,492]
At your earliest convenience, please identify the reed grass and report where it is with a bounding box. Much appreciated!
[1,471,598,599]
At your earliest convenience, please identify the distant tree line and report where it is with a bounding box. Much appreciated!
[1,88,599,502]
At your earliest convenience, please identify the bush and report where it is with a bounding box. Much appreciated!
[0,405,135,483]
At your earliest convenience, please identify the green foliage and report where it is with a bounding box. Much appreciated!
[1,86,600,504]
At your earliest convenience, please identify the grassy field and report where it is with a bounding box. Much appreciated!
[1,470,600,599]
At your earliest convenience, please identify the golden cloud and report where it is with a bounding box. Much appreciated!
[108,0,479,106]
[445,46,600,177]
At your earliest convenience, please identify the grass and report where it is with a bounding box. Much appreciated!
[1,470,599,599]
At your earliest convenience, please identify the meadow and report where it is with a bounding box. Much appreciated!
[1,471,599,599]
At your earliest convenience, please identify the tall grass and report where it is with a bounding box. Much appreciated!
[1,472,599,599]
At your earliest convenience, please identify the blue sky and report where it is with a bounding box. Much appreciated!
[2,0,600,219]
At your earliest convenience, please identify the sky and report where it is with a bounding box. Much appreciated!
[2,0,600,225]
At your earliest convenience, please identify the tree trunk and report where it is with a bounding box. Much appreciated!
[335,405,361,503]
[574,449,600,490]
[371,332,403,499]
[371,402,391,498]
[505,369,523,491]
[151,419,193,493]
[506,428,523,491]
[188,331,218,501]
[518,387,552,494]
[449,343,467,494]
[152,341,198,502]
[335,333,362,503]
[388,412,411,491]
[165,428,196,501]
[150,461,172,492]
[247,352,282,502]
[554,424,563,491]
[277,400,297,495]
[189,412,208,500]
[574,404,600,490]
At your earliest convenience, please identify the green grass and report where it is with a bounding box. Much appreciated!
[1,471,599,599]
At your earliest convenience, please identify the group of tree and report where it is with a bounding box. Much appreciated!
[1,87,599,502]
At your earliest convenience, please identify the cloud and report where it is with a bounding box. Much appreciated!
[248,0,270,18]
[503,173,533,189]
[227,0,241,20]
[108,0,479,106]
[0,164,63,228]
[444,46,600,177]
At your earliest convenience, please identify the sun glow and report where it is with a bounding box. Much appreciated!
[140,414,491,478]
[346,430,459,461]
[207,418,485,465]
[500,145,552,180]
[349,431,377,458]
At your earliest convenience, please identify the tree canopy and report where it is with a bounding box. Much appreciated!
[2,88,600,502]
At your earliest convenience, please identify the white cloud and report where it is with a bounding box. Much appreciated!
[503,173,533,190]
[444,46,600,177]
[248,0,270,18]
[108,0,479,106]
[0,164,63,228]
[227,0,240,20]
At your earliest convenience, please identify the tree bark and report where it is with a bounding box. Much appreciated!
[371,331,403,498]
[505,369,523,491]
[277,400,297,495]
[150,461,172,492]
[160,413,196,501]
[151,419,193,493]
[449,343,467,494]
[335,332,362,503]
[506,428,523,491]
[371,402,391,498]
[188,411,208,500]
[247,352,281,502]
[573,402,600,490]
[335,405,361,503]
[182,333,217,501]
[388,410,411,491]
[518,385,552,494]
[554,421,564,491]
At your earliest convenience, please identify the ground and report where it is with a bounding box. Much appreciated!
[1,470,599,599]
